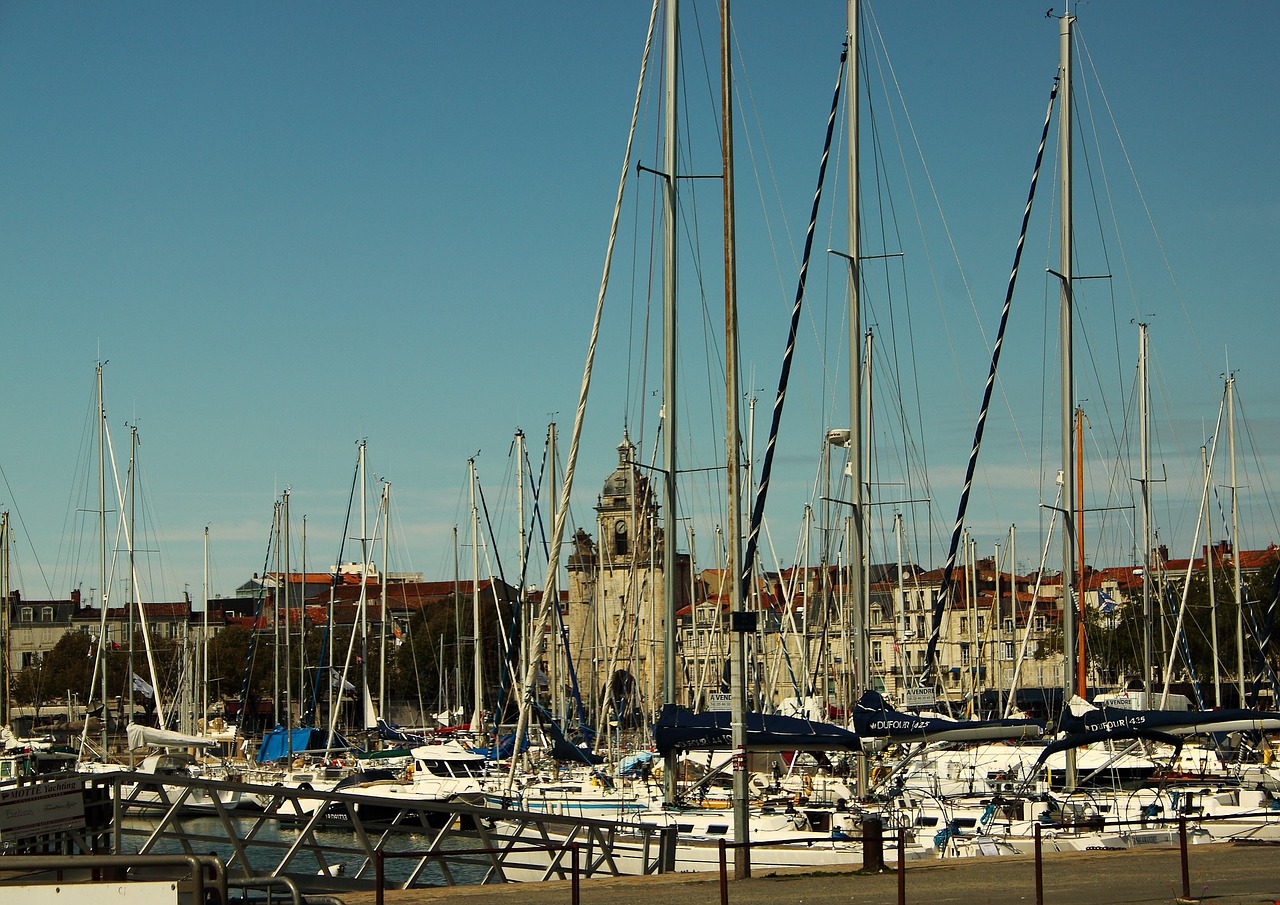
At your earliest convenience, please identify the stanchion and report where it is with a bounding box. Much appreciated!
[863,816,885,872]
[896,828,906,905]
[1034,822,1043,905]
[1178,815,1190,900]
[571,842,581,905]
[375,848,384,905]
[719,838,729,905]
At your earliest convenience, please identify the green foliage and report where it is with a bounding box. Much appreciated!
[388,593,512,715]
[1087,563,1280,701]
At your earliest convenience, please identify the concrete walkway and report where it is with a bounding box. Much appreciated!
[341,840,1280,905]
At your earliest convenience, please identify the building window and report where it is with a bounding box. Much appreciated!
[1002,640,1015,660]
[960,643,971,666]
[977,616,985,634]
[613,520,629,557]
[870,606,882,627]
[42,606,54,622]
[1033,616,1046,633]
[19,607,32,622]
[959,616,968,634]
[1003,617,1014,634]
[872,641,883,666]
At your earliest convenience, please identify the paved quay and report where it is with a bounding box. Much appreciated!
[340,841,1280,905]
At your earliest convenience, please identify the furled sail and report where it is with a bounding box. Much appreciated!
[852,691,1044,743]
[652,703,860,755]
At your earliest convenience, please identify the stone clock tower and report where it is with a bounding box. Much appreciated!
[565,432,688,718]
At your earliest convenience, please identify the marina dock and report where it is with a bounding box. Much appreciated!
[342,842,1280,905]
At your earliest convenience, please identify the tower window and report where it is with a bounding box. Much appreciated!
[614,520,628,556]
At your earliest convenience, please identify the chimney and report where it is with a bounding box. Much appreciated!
[71,588,81,606]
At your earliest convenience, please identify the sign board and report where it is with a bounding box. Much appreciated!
[902,686,937,708]
[14,883,177,905]
[706,692,732,712]
[0,779,86,840]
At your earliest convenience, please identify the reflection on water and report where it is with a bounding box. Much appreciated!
[121,814,490,888]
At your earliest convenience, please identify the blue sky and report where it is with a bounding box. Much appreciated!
[2,2,1277,605]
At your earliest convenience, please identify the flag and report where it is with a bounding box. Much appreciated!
[1098,589,1118,615]
[132,673,155,698]
[330,669,356,694]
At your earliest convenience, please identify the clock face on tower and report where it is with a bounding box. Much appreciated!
[614,520,629,557]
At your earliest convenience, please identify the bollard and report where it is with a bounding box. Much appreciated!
[571,842,581,905]
[862,816,885,872]
[719,838,729,905]
[1034,822,1043,905]
[375,848,384,905]
[896,828,906,905]
[1178,815,1190,901]
[661,824,678,873]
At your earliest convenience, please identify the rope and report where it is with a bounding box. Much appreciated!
[922,79,1059,683]
[740,46,847,600]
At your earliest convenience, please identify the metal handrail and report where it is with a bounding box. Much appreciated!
[0,852,227,905]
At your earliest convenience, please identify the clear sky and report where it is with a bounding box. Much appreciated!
[2,2,1277,606]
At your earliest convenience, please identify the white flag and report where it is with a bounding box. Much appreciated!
[132,673,155,698]
[330,668,356,694]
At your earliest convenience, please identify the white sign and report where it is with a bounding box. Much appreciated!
[902,687,936,708]
[0,779,85,840]
[706,692,732,712]
[15,883,177,905]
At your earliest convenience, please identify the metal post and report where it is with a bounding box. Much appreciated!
[719,838,729,905]
[571,842,581,905]
[375,848,384,905]
[863,816,885,872]
[1034,822,1043,905]
[896,828,906,905]
[661,824,678,873]
[1179,814,1190,900]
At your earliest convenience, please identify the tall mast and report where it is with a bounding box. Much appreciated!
[1204,446,1220,704]
[1,511,9,728]
[470,457,484,732]
[358,440,369,728]
[1138,324,1153,696]
[97,363,109,757]
[721,0,749,875]
[202,526,209,733]
[379,480,390,716]
[895,513,907,691]
[660,0,680,804]
[1228,375,1245,702]
[845,0,869,796]
[1056,11,1078,789]
[547,423,562,722]
[1076,406,1087,698]
[300,517,307,726]
[283,488,292,732]
[127,424,138,753]
[515,429,527,687]
[454,526,462,718]
[994,539,1002,714]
